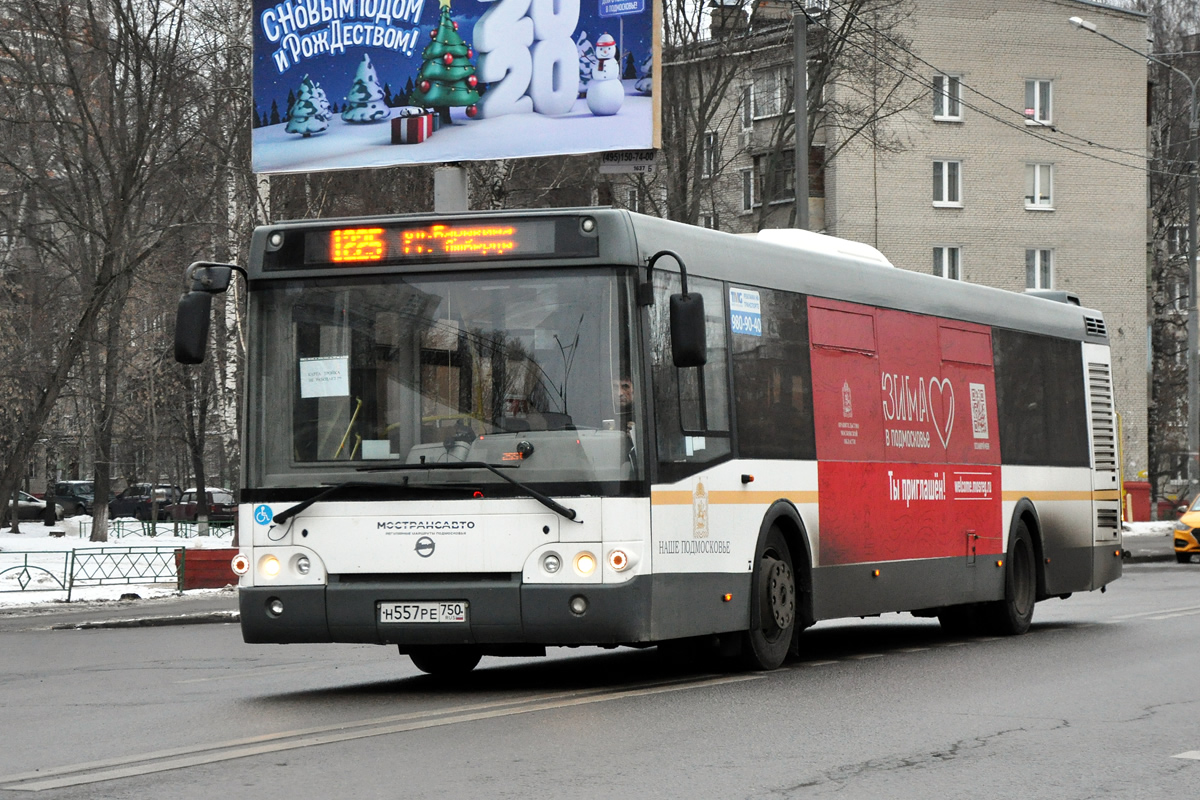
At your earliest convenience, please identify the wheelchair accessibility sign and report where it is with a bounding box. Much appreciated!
[254,505,274,526]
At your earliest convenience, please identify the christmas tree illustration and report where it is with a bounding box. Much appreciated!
[342,53,391,123]
[286,75,332,136]
[408,0,480,125]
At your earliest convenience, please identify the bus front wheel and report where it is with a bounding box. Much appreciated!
[741,527,796,670]
[982,521,1037,635]
[406,646,482,675]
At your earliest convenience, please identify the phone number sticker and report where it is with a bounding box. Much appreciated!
[729,287,762,337]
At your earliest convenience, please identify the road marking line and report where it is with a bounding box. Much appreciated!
[1148,609,1200,621]
[1110,605,1200,621]
[0,672,763,792]
[1172,751,1200,760]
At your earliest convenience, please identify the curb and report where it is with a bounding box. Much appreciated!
[50,610,240,630]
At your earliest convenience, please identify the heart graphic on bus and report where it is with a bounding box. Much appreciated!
[928,378,955,449]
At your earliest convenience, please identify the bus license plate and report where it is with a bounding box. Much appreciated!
[378,601,467,624]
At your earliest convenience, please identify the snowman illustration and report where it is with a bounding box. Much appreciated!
[586,33,624,116]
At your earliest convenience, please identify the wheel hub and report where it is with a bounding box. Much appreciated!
[761,556,795,633]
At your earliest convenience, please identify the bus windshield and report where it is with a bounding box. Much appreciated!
[252,268,642,487]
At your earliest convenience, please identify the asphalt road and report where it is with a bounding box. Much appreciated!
[1,559,1198,799]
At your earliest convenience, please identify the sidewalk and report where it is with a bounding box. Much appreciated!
[0,588,240,633]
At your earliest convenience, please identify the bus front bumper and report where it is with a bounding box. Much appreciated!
[237,576,653,647]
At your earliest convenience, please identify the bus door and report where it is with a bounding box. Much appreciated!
[1082,343,1121,586]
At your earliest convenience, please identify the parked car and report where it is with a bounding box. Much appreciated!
[7,491,64,521]
[47,480,102,517]
[108,484,183,520]
[1174,495,1200,564]
[162,489,236,522]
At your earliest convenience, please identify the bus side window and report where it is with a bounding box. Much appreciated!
[650,272,731,482]
[731,287,816,460]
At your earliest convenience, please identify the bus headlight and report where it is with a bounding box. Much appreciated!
[574,552,596,576]
[261,555,281,578]
[542,553,562,573]
[295,555,311,575]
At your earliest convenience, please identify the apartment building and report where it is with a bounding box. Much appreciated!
[679,0,1149,477]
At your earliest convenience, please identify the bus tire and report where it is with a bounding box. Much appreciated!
[406,646,482,675]
[741,526,796,670]
[982,520,1037,635]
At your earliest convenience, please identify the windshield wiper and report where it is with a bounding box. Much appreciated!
[356,461,581,523]
[270,481,386,525]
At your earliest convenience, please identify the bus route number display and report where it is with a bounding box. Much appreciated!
[729,287,762,337]
[306,219,560,267]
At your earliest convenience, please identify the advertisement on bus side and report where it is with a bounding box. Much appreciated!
[809,299,1004,565]
[251,0,659,173]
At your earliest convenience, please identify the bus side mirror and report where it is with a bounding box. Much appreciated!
[189,264,234,293]
[175,291,213,364]
[174,262,243,365]
[670,292,707,368]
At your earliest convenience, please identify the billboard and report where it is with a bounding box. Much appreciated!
[252,0,659,173]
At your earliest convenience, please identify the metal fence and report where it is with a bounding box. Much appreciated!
[0,546,181,601]
[74,519,235,540]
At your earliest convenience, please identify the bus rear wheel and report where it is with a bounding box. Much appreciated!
[406,646,482,675]
[741,527,795,670]
[982,521,1037,635]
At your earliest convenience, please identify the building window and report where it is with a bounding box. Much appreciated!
[1026,248,1053,289]
[700,212,715,229]
[741,168,756,212]
[933,160,962,206]
[626,188,640,213]
[701,131,719,178]
[741,86,753,131]
[933,74,962,121]
[1168,225,1189,258]
[1025,79,1052,125]
[934,246,961,279]
[1171,280,1187,313]
[1025,163,1053,209]
[753,66,790,118]
[754,150,796,203]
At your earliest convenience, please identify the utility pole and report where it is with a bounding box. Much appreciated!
[793,5,809,230]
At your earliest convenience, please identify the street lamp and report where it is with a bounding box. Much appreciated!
[1071,15,1200,489]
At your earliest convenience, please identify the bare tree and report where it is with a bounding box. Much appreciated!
[0,0,234,540]
[1142,0,1200,503]
[643,0,918,229]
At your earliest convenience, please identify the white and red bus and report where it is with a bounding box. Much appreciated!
[175,208,1122,673]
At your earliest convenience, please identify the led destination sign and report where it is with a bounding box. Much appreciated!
[290,217,597,269]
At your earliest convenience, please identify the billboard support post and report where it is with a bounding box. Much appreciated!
[434,165,469,212]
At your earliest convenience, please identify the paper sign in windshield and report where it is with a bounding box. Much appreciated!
[300,356,350,398]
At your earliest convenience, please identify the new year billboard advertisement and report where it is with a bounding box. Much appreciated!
[252,0,659,173]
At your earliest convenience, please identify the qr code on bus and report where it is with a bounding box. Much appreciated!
[969,383,989,439]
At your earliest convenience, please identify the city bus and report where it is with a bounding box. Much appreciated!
[174,208,1122,673]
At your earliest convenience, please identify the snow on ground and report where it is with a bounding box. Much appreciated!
[0,516,235,608]
[1124,520,1175,539]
